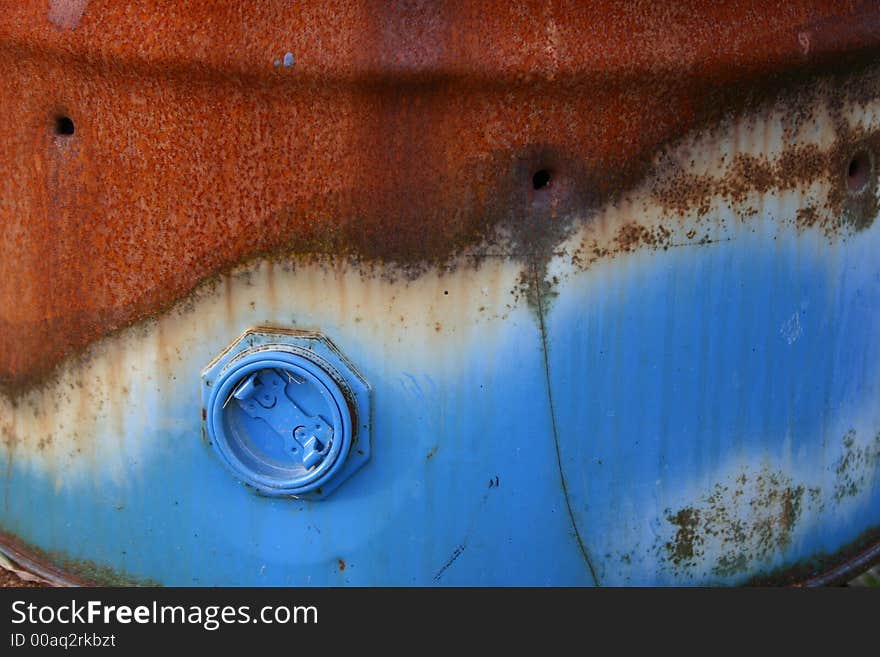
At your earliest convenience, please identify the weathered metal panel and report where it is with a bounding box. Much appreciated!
[1,1,880,585]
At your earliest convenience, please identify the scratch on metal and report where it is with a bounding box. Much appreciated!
[433,544,466,583]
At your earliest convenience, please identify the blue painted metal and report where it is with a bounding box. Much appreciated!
[546,223,880,584]
[3,209,878,585]
[234,368,335,471]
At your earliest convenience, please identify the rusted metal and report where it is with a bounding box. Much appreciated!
[748,527,880,586]
[0,529,93,587]
[1,1,880,391]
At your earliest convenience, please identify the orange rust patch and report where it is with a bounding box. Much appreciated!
[1,2,880,391]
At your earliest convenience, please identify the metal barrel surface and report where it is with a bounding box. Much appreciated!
[1,1,880,585]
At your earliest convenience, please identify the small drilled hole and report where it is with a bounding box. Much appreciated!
[532,169,551,190]
[847,151,871,193]
[54,115,75,136]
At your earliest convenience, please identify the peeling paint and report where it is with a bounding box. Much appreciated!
[660,468,806,578]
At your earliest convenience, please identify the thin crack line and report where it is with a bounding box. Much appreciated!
[531,257,600,586]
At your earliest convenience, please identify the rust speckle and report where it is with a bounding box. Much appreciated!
[650,140,867,230]
[572,222,675,271]
[795,205,819,230]
[665,507,703,567]
[660,467,810,579]
[833,429,880,502]
[337,558,346,572]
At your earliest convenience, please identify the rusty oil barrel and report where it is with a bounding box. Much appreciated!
[1,1,880,586]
